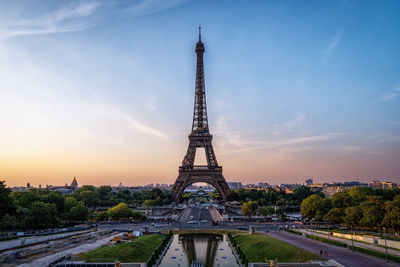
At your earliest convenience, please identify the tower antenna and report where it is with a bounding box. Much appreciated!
[198,25,201,42]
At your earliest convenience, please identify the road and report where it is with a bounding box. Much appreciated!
[268,231,400,267]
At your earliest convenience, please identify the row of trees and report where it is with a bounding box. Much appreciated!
[96,203,147,221]
[300,187,400,233]
[241,201,287,221]
[0,181,90,230]
[229,186,323,212]
[69,185,171,208]
[0,181,151,230]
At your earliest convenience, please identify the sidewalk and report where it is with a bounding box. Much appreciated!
[300,229,400,257]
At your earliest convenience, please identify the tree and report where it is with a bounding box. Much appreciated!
[65,196,78,211]
[301,194,327,221]
[324,207,345,224]
[0,214,19,230]
[78,190,100,208]
[292,186,313,204]
[77,185,96,192]
[24,201,58,229]
[258,206,274,221]
[360,196,385,230]
[0,181,16,219]
[242,201,258,221]
[331,192,353,208]
[68,202,89,222]
[143,199,156,207]
[382,195,400,233]
[107,203,133,220]
[344,206,363,228]
[41,192,65,214]
[97,186,112,205]
[97,210,109,221]
[348,187,373,205]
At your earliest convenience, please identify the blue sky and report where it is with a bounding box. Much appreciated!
[0,0,399,186]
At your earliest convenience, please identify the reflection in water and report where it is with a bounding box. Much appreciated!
[158,234,240,267]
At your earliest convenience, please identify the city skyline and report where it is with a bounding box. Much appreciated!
[1,0,400,187]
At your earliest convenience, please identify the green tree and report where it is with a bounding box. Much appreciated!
[382,195,400,233]
[324,207,345,224]
[107,203,133,220]
[0,214,19,230]
[96,210,109,221]
[64,196,78,211]
[97,185,112,205]
[258,206,274,220]
[300,194,327,221]
[292,186,313,204]
[77,185,96,192]
[78,190,100,208]
[0,181,16,219]
[13,190,40,209]
[242,201,258,221]
[143,199,156,207]
[41,192,65,214]
[24,201,59,229]
[360,196,385,230]
[68,202,89,222]
[348,187,373,205]
[344,206,363,228]
[132,211,146,221]
[331,191,353,208]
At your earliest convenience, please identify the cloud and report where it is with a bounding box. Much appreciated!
[123,0,187,17]
[2,1,100,39]
[322,30,343,65]
[0,0,187,39]
[380,86,400,102]
[238,133,341,152]
[272,113,306,133]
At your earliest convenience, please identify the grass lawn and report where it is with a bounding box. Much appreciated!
[77,234,164,263]
[235,233,321,262]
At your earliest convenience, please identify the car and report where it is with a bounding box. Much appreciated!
[187,220,197,224]
[153,224,162,228]
[201,220,208,223]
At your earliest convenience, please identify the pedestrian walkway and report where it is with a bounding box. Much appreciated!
[300,229,400,257]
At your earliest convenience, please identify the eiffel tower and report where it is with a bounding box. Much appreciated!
[171,28,231,202]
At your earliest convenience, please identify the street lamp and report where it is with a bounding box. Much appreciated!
[351,228,354,254]
[383,227,389,263]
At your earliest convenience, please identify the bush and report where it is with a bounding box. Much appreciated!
[306,234,347,247]
[286,228,302,235]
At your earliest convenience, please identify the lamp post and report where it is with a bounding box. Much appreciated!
[351,228,354,254]
[383,227,389,263]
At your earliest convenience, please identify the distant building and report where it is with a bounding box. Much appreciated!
[370,180,398,190]
[26,182,30,189]
[227,182,242,190]
[370,180,381,189]
[303,179,313,187]
[381,181,398,189]
[70,177,78,190]
[322,181,368,198]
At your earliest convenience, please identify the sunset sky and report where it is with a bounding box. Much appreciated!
[0,0,399,187]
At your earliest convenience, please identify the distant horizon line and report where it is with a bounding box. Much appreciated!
[6,178,398,188]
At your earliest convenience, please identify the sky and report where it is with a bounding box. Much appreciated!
[0,0,399,187]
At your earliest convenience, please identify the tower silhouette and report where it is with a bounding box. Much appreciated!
[171,28,231,202]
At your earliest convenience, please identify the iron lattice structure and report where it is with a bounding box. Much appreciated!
[171,28,231,202]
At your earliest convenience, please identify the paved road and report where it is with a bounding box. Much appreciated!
[268,231,400,267]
